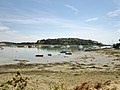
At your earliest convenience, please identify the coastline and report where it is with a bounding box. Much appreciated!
[0,49,120,90]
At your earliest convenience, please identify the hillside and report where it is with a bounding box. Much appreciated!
[36,38,103,46]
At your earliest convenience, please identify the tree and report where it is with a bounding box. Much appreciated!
[36,38,103,46]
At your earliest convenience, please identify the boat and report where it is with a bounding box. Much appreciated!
[60,51,67,53]
[36,54,43,57]
[65,52,72,55]
[48,54,52,56]
[36,47,43,57]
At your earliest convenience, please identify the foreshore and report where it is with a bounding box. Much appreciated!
[0,49,120,90]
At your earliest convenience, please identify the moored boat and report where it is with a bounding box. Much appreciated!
[48,54,52,56]
[60,51,67,53]
[36,54,43,57]
[65,52,72,55]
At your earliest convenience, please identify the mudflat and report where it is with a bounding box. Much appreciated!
[0,49,120,90]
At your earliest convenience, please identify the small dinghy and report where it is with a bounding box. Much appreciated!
[65,52,72,55]
[48,54,52,56]
[36,54,43,57]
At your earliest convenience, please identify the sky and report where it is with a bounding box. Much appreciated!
[0,0,120,44]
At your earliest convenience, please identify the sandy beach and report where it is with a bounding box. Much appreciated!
[0,49,120,90]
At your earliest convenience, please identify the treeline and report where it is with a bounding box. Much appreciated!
[113,43,120,49]
[0,42,17,46]
[0,41,35,46]
[36,38,103,46]
[112,39,120,49]
[1,38,103,46]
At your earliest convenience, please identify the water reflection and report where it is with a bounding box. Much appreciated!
[0,45,81,65]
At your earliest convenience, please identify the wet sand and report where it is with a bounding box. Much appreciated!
[0,49,120,90]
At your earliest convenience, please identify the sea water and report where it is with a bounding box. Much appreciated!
[0,46,69,65]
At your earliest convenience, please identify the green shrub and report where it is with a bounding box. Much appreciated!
[0,71,29,90]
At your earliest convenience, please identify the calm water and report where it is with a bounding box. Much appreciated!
[0,47,115,65]
[0,47,72,65]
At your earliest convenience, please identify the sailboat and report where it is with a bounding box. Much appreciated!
[35,46,43,57]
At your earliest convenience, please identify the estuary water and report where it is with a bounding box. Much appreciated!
[0,46,116,65]
[0,47,72,65]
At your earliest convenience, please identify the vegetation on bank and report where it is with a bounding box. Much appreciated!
[0,72,29,90]
[1,38,120,48]
[0,38,103,47]
[36,38,103,46]
[113,39,120,49]
[113,43,120,49]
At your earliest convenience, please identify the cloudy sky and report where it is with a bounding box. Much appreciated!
[0,0,120,44]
